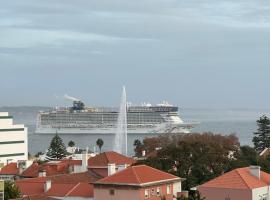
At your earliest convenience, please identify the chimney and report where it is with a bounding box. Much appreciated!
[44,180,51,192]
[117,164,128,172]
[108,163,116,176]
[142,150,146,157]
[38,170,46,177]
[81,148,88,172]
[250,166,261,179]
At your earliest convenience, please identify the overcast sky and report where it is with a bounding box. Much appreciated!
[0,0,270,108]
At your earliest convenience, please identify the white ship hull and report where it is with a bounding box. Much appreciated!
[35,123,193,134]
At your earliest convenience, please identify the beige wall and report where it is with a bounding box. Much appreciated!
[94,183,175,200]
[94,187,141,200]
[198,187,252,200]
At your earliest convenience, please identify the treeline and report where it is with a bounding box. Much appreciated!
[134,115,270,191]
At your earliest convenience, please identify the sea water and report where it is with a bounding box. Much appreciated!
[2,107,270,156]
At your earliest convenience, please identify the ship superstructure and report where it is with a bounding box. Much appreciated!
[35,100,194,134]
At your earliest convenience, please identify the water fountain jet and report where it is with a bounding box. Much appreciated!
[113,86,128,155]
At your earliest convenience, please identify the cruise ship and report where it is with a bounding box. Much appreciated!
[35,100,196,134]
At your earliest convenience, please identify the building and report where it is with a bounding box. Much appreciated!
[16,171,102,200]
[0,112,28,165]
[88,151,135,177]
[197,166,270,200]
[0,161,32,180]
[93,165,184,200]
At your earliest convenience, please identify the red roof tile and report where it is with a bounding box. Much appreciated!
[11,194,59,200]
[21,160,82,178]
[89,168,108,178]
[46,184,77,196]
[0,163,19,175]
[88,151,135,167]
[16,171,102,197]
[200,167,270,189]
[46,182,93,197]
[66,182,93,197]
[96,165,181,186]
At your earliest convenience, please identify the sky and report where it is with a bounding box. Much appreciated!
[0,0,270,108]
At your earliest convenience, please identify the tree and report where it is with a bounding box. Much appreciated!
[46,134,68,160]
[4,181,21,200]
[133,139,143,157]
[253,115,270,152]
[96,138,104,153]
[68,140,75,147]
[177,191,205,200]
[138,133,240,190]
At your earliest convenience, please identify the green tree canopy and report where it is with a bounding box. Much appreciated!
[46,134,68,160]
[253,115,270,152]
[68,140,75,147]
[133,139,143,157]
[137,133,240,190]
[96,138,104,153]
[4,181,21,200]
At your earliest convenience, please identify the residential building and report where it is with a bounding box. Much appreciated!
[0,160,32,180]
[197,166,270,200]
[16,171,102,200]
[93,165,184,200]
[88,151,135,177]
[0,112,28,165]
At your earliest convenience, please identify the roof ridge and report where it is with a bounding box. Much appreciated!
[235,168,252,189]
[132,166,142,184]
[104,152,110,164]
[65,182,81,196]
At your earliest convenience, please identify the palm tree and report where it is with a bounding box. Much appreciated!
[96,138,104,153]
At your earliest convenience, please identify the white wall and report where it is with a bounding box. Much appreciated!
[173,181,182,198]
[252,186,269,200]
[0,113,28,165]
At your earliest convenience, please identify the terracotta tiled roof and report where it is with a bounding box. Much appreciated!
[21,160,82,178]
[0,163,19,175]
[199,167,270,189]
[89,168,108,178]
[88,151,135,167]
[67,182,93,197]
[16,171,101,197]
[46,182,93,197]
[95,165,181,186]
[11,194,59,200]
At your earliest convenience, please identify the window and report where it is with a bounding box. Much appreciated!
[109,189,115,195]
[151,188,155,195]
[156,187,161,196]
[167,185,171,194]
[144,189,150,199]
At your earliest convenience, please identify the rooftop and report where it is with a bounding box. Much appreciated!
[199,167,270,189]
[88,151,135,167]
[95,165,181,186]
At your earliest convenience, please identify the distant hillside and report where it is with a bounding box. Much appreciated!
[0,106,52,128]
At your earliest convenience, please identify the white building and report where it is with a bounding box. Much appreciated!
[0,112,28,165]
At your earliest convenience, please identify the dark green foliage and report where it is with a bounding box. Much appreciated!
[133,139,143,157]
[96,138,104,153]
[253,115,270,152]
[136,157,174,172]
[46,134,68,160]
[177,191,205,200]
[229,146,257,169]
[68,140,75,147]
[137,133,240,190]
[4,181,21,200]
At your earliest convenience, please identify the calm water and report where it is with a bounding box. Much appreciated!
[2,107,270,156]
